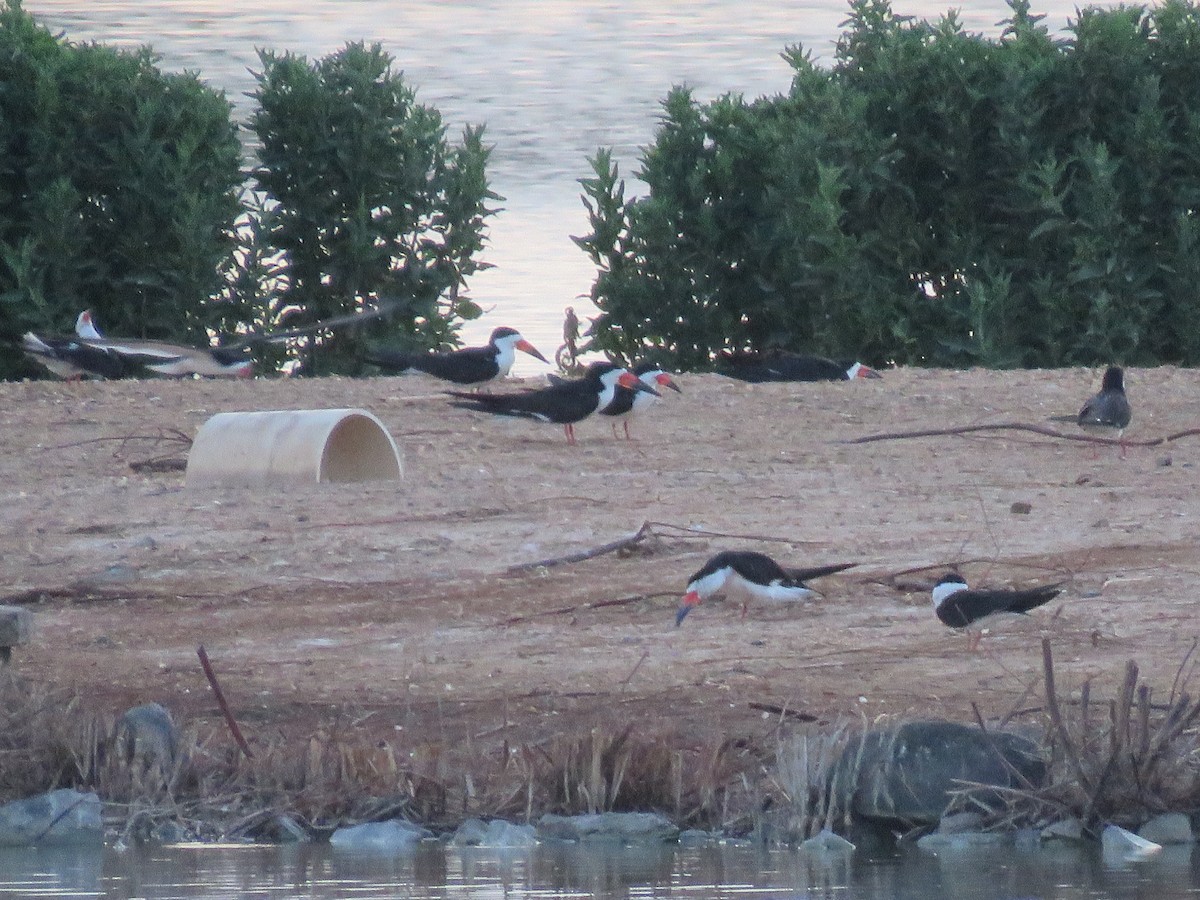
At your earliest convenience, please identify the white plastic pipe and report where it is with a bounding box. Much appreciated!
[185,408,403,487]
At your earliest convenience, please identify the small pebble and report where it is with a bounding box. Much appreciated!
[1010,501,1032,515]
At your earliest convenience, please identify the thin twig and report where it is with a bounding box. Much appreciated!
[1042,638,1089,792]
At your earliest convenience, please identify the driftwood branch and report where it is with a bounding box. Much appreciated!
[507,519,822,575]
[197,644,254,759]
[847,421,1200,447]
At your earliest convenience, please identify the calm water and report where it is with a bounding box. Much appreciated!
[3,838,1200,900]
[23,0,1092,373]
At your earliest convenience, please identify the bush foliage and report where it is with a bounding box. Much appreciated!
[245,42,497,374]
[576,0,1200,370]
[0,0,242,378]
[0,4,495,378]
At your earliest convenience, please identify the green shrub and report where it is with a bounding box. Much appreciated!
[0,0,242,378]
[579,0,1200,369]
[247,42,497,375]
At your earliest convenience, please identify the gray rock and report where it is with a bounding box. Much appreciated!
[917,831,1011,853]
[678,828,716,846]
[274,815,311,843]
[1139,813,1194,845]
[117,703,179,780]
[329,818,431,853]
[0,789,103,847]
[1102,824,1162,864]
[800,829,856,853]
[451,818,537,848]
[937,811,985,834]
[536,812,679,844]
[827,720,1046,827]
[1042,817,1085,841]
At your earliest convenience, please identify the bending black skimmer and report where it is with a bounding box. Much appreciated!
[447,361,656,444]
[676,551,856,625]
[1078,366,1131,456]
[368,326,548,386]
[932,571,1063,649]
[718,350,881,383]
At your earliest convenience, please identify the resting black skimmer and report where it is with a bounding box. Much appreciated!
[675,551,856,625]
[367,326,548,386]
[1077,366,1131,456]
[447,361,656,444]
[29,308,253,378]
[932,571,1063,650]
[22,332,134,380]
[718,350,881,383]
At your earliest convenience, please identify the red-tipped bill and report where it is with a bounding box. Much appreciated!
[675,590,701,626]
[516,339,550,364]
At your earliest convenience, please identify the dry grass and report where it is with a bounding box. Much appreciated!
[950,638,1200,834]
[0,674,778,839]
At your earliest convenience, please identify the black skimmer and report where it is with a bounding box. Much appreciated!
[367,326,548,386]
[717,350,881,383]
[675,551,856,625]
[36,308,253,378]
[78,335,252,377]
[75,310,103,339]
[1077,366,1131,456]
[599,362,681,439]
[21,332,134,380]
[932,571,1063,650]
[447,361,656,444]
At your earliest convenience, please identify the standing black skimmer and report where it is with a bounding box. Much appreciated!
[717,350,881,383]
[367,326,548,386]
[447,361,656,444]
[599,362,681,439]
[675,551,856,625]
[932,571,1063,650]
[1078,366,1131,456]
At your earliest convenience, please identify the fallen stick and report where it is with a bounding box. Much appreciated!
[506,521,656,572]
[501,592,674,626]
[197,644,254,759]
[845,421,1196,447]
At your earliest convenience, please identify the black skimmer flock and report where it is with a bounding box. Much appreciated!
[367,326,548,386]
[1077,366,1131,456]
[675,550,856,625]
[717,350,881,383]
[447,361,656,445]
[931,571,1063,650]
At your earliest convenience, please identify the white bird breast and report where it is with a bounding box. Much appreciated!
[931,580,969,609]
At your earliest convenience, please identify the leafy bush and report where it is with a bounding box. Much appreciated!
[246,42,497,374]
[0,0,242,378]
[578,0,1200,369]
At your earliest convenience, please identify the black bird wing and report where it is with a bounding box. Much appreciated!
[936,585,1062,629]
[371,345,498,383]
[784,561,857,584]
[1078,391,1131,429]
[447,378,600,424]
[718,351,848,383]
